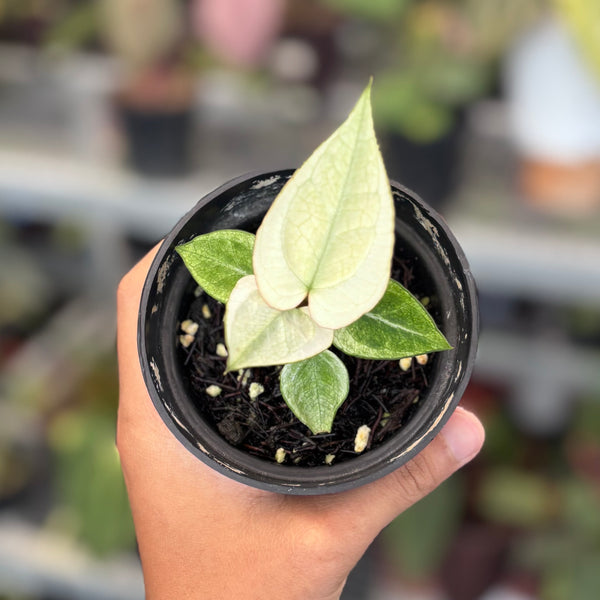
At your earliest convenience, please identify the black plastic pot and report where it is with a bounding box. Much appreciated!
[117,106,193,177]
[138,170,478,495]
[381,113,465,215]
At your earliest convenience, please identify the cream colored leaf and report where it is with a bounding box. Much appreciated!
[224,276,333,372]
[253,82,395,329]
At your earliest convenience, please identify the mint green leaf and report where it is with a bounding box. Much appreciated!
[321,0,409,22]
[224,276,333,372]
[333,280,452,359]
[280,350,349,434]
[253,81,395,329]
[176,230,254,303]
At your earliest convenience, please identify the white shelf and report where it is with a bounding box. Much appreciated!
[448,217,600,304]
[475,328,600,434]
[3,146,600,303]
[0,516,143,600]
[0,149,223,240]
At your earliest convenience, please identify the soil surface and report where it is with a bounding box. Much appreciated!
[177,251,440,467]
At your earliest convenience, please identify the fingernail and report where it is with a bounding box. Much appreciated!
[441,407,485,464]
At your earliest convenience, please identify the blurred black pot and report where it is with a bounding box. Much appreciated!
[138,170,478,494]
[114,66,195,177]
[381,115,465,214]
[117,106,193,177]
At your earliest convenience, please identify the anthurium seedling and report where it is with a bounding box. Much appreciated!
[175,81,451,436]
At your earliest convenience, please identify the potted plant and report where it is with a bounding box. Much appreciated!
[138,82,478,494]
[358,0,543,211]
[367,0,491,212]
[100,0,195,177]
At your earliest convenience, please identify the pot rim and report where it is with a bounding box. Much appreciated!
[138,169,479,494]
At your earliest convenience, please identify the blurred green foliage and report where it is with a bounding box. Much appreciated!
[43,1,98,53]
[46,355,136,557]
[380,475,464,581]
[48,410,135,556]
[0,0,47,20]
[323,0,546,142]
[478,406,523,466]
[542,553,600,600]
[569,397,600,442]
[477,467,558,528]
[321,0,411,22]
[475,396,600,600]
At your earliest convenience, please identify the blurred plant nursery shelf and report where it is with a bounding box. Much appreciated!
[1,44,600,600]
[0,517,144,600]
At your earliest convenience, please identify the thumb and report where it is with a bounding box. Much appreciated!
[330,407,484,538]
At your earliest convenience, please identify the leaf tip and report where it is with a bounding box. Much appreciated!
[355,78,374,113]
[433,330,453,352]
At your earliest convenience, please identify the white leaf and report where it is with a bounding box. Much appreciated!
[224,276,333,372]
[253,82,395,329]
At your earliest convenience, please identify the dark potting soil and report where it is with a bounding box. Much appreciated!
[177,251,440,467]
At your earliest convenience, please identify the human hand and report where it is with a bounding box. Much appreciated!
[117,246,485,600]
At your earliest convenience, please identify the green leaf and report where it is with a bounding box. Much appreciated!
[175,230,255,303]
[224,276,334,372]
[321,0,410,22]
[333,279,451,359]
[253,81,395,329]
[280,350,349,434]
[372,73,453,142]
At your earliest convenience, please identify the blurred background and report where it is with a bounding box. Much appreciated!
[0,1,599,599]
